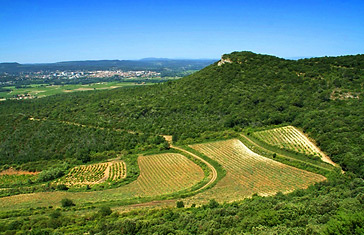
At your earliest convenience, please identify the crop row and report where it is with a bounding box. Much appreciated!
[135,153,204,195]
[108,161,126,181]
[253,126,322,157]
[58,161,126,186]
[59,163,108,186]
[190,139,326,202]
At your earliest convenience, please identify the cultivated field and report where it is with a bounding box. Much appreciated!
[57,161,126,187]
[252,126,336,165]
[0,82,146,100]
[108,161,126,181]
[0,153,204,210]
[134,153,204,195]
[0,168,38,189]
[188,139,326,203]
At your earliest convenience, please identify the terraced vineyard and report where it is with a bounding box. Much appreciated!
[0,153,205,210]
[108,161,126,181]
[134,153,204,195]
[189,139,326,203]
[58,161,126,186]
[252,126,336,165]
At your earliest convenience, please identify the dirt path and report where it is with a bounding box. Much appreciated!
[97,162,113,184]
[28,117,142,136]
[163,135,218,192]
[0,168,39,176]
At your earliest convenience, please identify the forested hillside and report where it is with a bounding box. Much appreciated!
[2,51,362,176]
[0,115,167,166]
[1,52,364,234]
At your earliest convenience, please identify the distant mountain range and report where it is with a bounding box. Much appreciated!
[0,59,217,74]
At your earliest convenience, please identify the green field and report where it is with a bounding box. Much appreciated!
[0,82,150,100]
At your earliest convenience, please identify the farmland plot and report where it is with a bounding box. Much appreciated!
[189,139,326,203]
[0,168,38,188]
[108,161,126,181]
[58,161,126,186]
[252,126,336,165]
[0,153,204,210]
[133,153,204,195]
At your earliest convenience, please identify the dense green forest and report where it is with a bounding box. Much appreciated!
[0,114,168,168]
[0,51,363,234]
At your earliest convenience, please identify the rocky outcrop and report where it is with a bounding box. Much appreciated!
[217,57,233,66]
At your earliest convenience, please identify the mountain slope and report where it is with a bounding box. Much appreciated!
[1,51,364,234]
[1,51,363,176]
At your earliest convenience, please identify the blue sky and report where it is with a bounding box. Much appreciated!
[0,0,363,63]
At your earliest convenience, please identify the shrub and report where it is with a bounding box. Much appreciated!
[208,199,219,209]
[37,167,65,182]
[61,198,75,207]
[49,210,62,219]
[56,184,69,191]
[7,220,22,230]
[1,164,10,171]
[176,201,185,208]
[98,206,112,216]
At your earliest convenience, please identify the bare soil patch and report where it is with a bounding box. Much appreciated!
[0,168,39,176]
[75,88,94,91]
[98,86,121,90]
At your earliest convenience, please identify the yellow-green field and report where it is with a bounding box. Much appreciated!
[56,161,126,187]
[0,153,204,210]
[188,139,326,203]
[0,135,331,211]
[0,82,148,99]
[252,126,336,165]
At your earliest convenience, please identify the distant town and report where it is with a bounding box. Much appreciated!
[7,70,161,80]
[0,70,166,101]
[0,59,214,100]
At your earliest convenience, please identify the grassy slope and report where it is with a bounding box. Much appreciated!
[0,82,147,99]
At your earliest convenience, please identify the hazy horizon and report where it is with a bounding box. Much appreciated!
[4,52,363,64]
[1,0,363,63]
[0,57,219,64]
